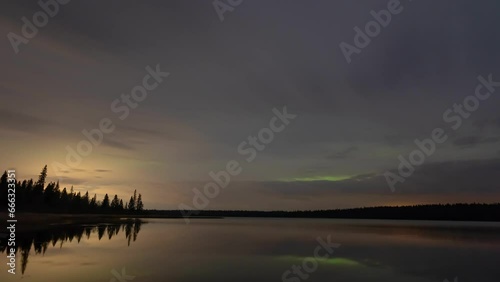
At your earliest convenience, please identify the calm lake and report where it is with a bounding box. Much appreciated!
[2,218,500,282]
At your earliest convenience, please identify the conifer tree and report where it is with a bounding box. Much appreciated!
[0,171,7,208]
[128,196,135,211]
[133,189,137,207]
[101,194,110,210]
[136,194,144,212]
[111,195,120,210]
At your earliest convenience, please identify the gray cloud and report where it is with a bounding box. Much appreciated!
[474,117,500,131]
[0,110,56,133]
[381,158,500,194]
[119,125,171,138]
[101,138,135,151]
[94,169,112,173]
[326,146,359,160]
[453,136,500,148]
[55,176,89,186]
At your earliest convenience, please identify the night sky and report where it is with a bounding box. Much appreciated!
[1,0,499,210]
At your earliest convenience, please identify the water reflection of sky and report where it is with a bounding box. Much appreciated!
[1,219,499,282]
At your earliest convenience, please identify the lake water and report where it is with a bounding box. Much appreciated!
[1,218,500,282]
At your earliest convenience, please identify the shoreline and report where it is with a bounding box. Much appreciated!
[2,210,499,228]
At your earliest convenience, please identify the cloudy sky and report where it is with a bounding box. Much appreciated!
[1,0,499,210]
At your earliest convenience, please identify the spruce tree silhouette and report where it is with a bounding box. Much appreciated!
[111,195,121,211]
[128,196,135,212]
[0,171,7,209]
[33,165,47,209]
[137,194,144,212]
[101,194,110,211]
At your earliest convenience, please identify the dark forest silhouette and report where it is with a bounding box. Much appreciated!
[169,203,500,221]
[0,165,144,213]
[0,220,143,275]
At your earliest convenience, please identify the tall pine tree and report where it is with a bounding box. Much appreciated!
[136,194,144,212]
[127,196,135,211]
[101,194,110,210]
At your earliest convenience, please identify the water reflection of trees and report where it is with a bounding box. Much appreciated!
[0,219,143,275]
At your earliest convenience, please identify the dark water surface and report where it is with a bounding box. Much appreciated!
[1,218,500,282]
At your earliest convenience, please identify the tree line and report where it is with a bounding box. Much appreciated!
[0,165,144,213]
[170,203,500,221]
